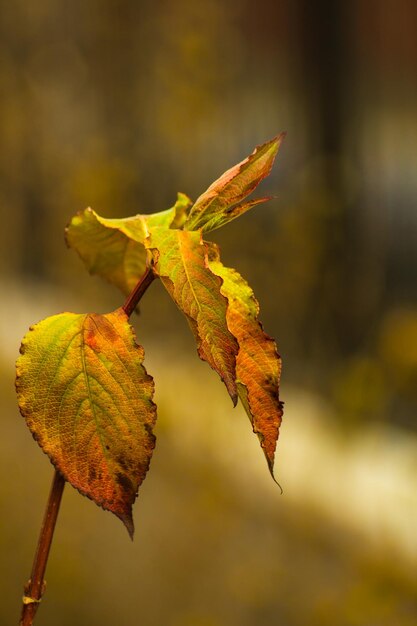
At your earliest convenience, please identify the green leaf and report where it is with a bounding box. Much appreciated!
[146,227,239,403]
[66,193,192,295]
[208,245,283,477]
[184,133,285,233]
[16,308,156,537]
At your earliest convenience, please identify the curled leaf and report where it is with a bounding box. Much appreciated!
[65,207,147,295]
[208,245,283,476]
[16,308,156,537]
[184,134,285,232]
[146,227,238,403]
[66,193,192,295]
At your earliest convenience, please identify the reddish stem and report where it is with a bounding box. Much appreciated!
[122,266,156,318]
[19,266,156,626]
[20,470,65,626]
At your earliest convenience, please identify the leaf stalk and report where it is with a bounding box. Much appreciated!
[122,266,156,318]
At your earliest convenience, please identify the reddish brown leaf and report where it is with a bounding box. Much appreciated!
[184,134,285,232]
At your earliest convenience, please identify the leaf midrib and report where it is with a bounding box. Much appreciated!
[177,233,202,314]
[80,316,111,471]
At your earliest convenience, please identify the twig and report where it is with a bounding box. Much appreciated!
[20,470,65,626]
[122,266,156,318]
[19,265,156,625]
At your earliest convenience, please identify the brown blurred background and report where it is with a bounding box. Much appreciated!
[1,1,416,625]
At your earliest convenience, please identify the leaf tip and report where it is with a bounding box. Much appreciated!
[265,450,283,493]
[221,365,238,406]
[270,470,283,494]
[119,510,135,540]
[65,207,92,247]
[269,131,286,158]
[272,131,286,148]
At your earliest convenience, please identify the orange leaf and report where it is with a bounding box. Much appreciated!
[16,308,156,537]
[209,245,283,476]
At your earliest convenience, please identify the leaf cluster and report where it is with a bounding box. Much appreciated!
[16,134,285,536]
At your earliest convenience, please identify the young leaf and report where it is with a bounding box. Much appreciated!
[66,193,192,294]
[184,133,285,233]
[208,245,283,476]
[146,227,239,403]
[16,308,156,537]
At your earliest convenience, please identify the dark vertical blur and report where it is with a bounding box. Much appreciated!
[295,0,352,359]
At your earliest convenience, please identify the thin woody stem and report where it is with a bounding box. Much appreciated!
[122,265,156,317]
[20,267,156,626]
[20,470,65,626]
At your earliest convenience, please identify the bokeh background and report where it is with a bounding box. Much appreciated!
[1,1,416,625]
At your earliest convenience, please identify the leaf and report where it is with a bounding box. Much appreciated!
[66,193,192,295]
[15,308,156,537]
[161,192,192,229]
[184,133,285,232]
[65,208,147,295]
[208,245,283,476]
[146,227,238,403]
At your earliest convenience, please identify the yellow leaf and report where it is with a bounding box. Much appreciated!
[146,227,238,403]
[66,193,192,295]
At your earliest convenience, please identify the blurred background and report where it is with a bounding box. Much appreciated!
[1,1,416,624]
